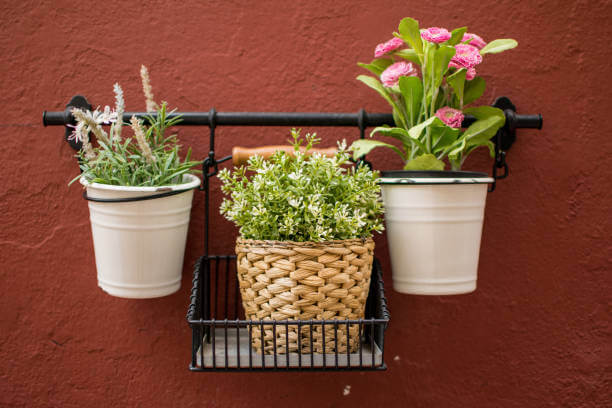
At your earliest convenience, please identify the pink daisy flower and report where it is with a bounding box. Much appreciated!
[420,27,451,44]
[466,67,477,81]
[374,37,405,58]
[449,44,483,69]
[435,107,464,128]
[380,61,418,87]
[462,33,487,50]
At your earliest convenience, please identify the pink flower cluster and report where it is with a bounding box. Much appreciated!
[466,67,476,80]
[450,44,483,69]
[380,61,418,87]
[462,33,487,50]
[374,37,404,58]
[449,44,483,80]
[420,27,451,43]
[435,107,464,128]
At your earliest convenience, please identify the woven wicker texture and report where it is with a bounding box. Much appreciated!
[236,237,374,354]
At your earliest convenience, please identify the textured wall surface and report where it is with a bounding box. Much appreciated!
[1,0,610,407]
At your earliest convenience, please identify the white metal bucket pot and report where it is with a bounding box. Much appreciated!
[80,174,201,299]
[379,171,494,295]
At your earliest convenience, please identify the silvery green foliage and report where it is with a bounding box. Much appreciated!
[69,68,200,187]
[219,130,384,242]
[71,102,200,187]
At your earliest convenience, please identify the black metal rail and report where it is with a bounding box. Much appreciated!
[43,105,542,131]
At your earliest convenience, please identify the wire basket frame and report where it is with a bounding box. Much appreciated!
[187,255,389,371]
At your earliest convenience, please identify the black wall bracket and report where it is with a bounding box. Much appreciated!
[57,95,91,151]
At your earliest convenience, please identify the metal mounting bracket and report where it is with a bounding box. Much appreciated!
[61,95,91,151]
[493,96,517,151]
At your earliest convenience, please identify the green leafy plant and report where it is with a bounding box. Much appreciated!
[351,18,517,170]
[69,65,200,186]
[219,130,384,242]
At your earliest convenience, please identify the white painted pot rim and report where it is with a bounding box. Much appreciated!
[378,176,494,184]
[79,173,201,192]
[378,170,493,185]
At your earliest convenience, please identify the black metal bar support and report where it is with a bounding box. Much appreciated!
[44,110,395,128]
[49,95,91,151]
[44,108,542,132]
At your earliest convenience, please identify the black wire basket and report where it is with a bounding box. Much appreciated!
[187,254,390,371]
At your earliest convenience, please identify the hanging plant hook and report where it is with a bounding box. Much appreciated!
[488,96,542,192]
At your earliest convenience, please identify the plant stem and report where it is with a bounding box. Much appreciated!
[427,49,438,153]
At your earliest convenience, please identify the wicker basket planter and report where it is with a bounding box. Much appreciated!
[236,237,375,355]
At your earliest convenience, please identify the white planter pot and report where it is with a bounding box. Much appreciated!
[80,174,200,299]
[379,171,493,295]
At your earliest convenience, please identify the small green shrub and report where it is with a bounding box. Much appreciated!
[219,130,384,242]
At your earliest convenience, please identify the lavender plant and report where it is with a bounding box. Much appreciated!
[219,130,384,242]
[351,17,517,171]
[69,66,199,186]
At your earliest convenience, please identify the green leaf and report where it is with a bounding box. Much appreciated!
[485,140,496,157]
[408,135,429,154]
[394,49,421,65]
[480,39,518,55]
[350,139,405,161]
[371,126,410,144]
[464,106,505,124]
[357,58,393,76]
[434,88,447,111]
[392,108,404,128]
[448,27,467,46]
[432,127,461,153]
[372,125,429,154]
[433,46,456,88]
[397,17,423,57]
[158,169,191,185]
[68,173,83,186]
[164,149,176,172]
[463,76,486,105]
[408,116,438,140]
[398,76,423,127]
[357,75,406,128]
[465,140,495,158]
[447,68,467,106]
[447,137,466,160]
[463,116,505,146]
[404,153,445,170]
[449,157,462,171]
[439,117,500,161]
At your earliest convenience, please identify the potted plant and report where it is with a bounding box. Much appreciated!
[351,18,517,295]
[69,66,201,299]
[218,130,384,354]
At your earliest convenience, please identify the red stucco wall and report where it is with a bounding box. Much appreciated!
[1,1,610,407]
